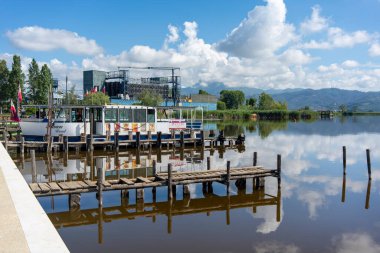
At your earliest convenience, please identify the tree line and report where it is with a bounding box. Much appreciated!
[0,55,54,108]
[217,90,287,110]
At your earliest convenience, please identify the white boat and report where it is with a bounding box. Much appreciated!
[20,105,203,142]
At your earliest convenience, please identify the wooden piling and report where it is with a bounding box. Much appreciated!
[21,136,25,155]
[365,179,371,209]
[157,131,162,148]
[69,194,81,210]
[168,163,173,200]
[180,131,184,148]
[89,109,94,151]
[253,152,257,166]
[341,174,346,203]
[114,132,119,152]
[342,146,346,173]
[97,166,103,207]
[226,161,231,193]
[366,149,371,179]
[136,131,141,149]
[63,136,68,152]
[277,154,281,175]
[31,150,37,183]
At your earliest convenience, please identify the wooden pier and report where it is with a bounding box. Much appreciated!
[2,129,245,154]
[29,164,279,198]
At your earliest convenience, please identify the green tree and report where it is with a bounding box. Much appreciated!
[138,90,163,107]
[82,92,110,105]
[217,101,226,110]
[339,104,347,113]
[8,55,25,102]
[37,64,53,104]
[0,60,10,102]
[246,97,257,108]
[199,89,210,95]
[27,59,40,104]
[220,90,245,109]
[257,92,287,110]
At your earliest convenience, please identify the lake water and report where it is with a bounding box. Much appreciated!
[12,116,380,252]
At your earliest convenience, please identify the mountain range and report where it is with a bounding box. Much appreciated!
[182,84,380,111]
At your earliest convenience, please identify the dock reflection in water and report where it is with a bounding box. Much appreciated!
[47,182,281,244]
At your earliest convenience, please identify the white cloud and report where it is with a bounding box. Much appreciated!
[300,5,329,34]
[279,49,313,65]
[333,233,380,253]
[342,60,359,68]
[254,241,300,253]
[217,0,296,58]
[369,42,380,57]
[303,27,373,49]
[6,26,103,56]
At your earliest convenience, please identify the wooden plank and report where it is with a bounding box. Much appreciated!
[84,180,97,188]
[65,181,83,189]
[136,177,151,183]
[47,182,61,192]
[77,181,91,189]
[57,182,70,191]
[120,178,134,185]
[102,181,112,188]
[38,183,51,192]
[29,183,41,193]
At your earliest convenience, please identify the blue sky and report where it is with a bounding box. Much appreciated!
[1,0,380,92]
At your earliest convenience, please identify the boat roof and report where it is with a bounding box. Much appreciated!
[22,104,156,109]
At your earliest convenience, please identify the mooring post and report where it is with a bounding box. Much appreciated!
[200,130,205,146]
[21,136,25,155]
[69,193,81,210]
[31,149,37,183]
[342,146,346,173]
[365,179,371,209]
[157,131,162,148]
[136,131,140,149]
[277,154,281,175]
[89,109,94,151]
[366,149,371,179]
[253,152,257,166]
[3,129,8,151]
[226,161,231,194]
[341,174,346,203]
[180,131,184,148]
[97,166,103,207]
[152,159,157,175]
[168,163,173,200]
[114,131,119,152]
[63,136,68,152]
[148,131,152,148]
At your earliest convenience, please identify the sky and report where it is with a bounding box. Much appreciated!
[1,0,380,93]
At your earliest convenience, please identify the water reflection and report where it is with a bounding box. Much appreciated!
[11,116,380,252]
[46,181,281,244]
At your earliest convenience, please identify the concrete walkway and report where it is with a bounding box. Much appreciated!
[0,144,69,253]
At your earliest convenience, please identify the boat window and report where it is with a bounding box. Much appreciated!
[105,108,117,122]
[133,109,146,123]
[120,108,132,122]
[95,108,102,122]
[147,109,155,123]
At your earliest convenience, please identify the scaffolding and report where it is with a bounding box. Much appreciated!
[104,67,181,105]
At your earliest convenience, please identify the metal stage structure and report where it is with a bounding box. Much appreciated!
[105,67,181,106]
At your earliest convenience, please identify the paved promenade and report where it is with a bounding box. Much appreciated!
[0,143,69,253]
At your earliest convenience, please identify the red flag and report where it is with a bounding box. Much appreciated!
[102,86,106,94]
[18,83,22,103]
[10,100,19,122]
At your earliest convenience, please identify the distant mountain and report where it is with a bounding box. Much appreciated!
[272,88,380,111]
[182,85,380,112]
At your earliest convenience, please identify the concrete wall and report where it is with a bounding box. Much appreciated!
[0,144,69,253]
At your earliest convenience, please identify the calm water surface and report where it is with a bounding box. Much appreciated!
[12,116,380,253]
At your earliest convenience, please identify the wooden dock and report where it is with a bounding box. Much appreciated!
[2,129,245,154]
[29,165,278,197]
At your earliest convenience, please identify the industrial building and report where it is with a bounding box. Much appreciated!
[83,67,181,105]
